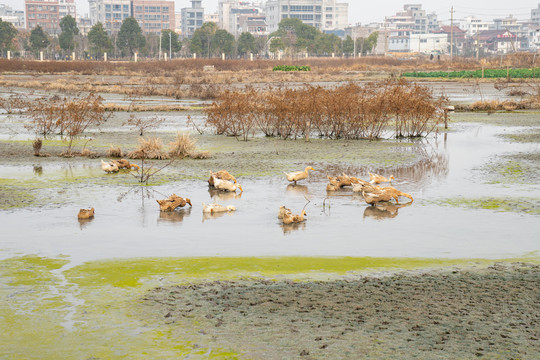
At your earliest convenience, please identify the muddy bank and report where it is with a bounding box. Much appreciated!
[142,262,540,359]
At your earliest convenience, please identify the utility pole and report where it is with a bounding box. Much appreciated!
[169,32,172,60]
[476,30,479,59]
[450,6,454,61]
[159,31,162,60]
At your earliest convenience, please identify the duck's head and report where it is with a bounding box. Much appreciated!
[307,166,316,172]
[185,198,192,206]
[237,184,243,192]
[227,205,236,211]
[301,210,307,217]
[390,175,395,181]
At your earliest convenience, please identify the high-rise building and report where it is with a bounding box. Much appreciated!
[181,0,204,39]
[264,0,348,33]
[532,4,540,25]
[89,0,131,34]
[218,0,264,36]
[0,5,25,29]
[25,0,61,34]
[59,0,76,19]
[132,0,175,34]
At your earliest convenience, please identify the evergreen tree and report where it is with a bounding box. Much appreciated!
[237,32,256,56]
[0,19,18,54]
[58,15,79,53]
[29,25,50,55]
[116,17,145,57]
[160,29,181,54]
[88,22,112,58]
[190,22,217,58]
[213,29,234,57]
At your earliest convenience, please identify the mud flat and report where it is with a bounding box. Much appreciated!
[142,262,540,359]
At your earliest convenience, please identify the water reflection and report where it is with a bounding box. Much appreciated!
[158,208,192,223]
[33,165,43,176]
[363,202,413,220]
[208,188,242,201]
[281,222,306,234]
[202,211,236,222]
[286,184,309,195]
[78,218,94,230]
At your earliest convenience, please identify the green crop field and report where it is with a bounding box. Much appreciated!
[403,68,540,79]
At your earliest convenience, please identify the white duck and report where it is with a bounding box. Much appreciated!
[101,160,119,173]
[212,176,243,192]
[202,203,236,213]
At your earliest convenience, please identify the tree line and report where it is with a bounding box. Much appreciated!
[0,16,377,60]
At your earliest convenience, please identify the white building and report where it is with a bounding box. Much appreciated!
[181,0,204,39]
[0,4,25,29]
[410,33,447,54]
[384,4,439,34]
[264,0,348,33]
[89,0,131,34]
[460,16,490,36]
[532,4,540,25]
[388,29,411,52]
[219,0,264,36]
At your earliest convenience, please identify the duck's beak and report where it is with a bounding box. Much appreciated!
[238,185,243,192]
[186,198,192,206]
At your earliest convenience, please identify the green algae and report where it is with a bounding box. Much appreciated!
[1,254,538,359]
[440,197,540,215]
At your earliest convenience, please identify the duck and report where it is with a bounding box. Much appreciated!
[379,186,414,204]
[212,176,243,192]
[277,205,292,219]
[208,170,237,186]
[112,159,139,170]
[285,166,315,185]
[282,209,307,225]
[78,208,95,219]
[361,189,393,206]
[202,203,236,214]
[369,172,395,184]
[352,180,381,193]
[156,194,192,212]
[101,159,119,173]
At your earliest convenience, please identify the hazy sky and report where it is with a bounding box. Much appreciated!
[6,0,538,25]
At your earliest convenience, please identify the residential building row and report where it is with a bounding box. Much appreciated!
[8,1,540,53]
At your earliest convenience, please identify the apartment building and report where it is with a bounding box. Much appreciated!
[25,0,61,33]
[89,0,131,34]
[384,4,439,34]
[532,4,540,25]
[132,0,175,33]
[460,16,490,36]
[218,0,264,36]
[181,0,204,39]
[264,0,348,33]
[0,5,25,29]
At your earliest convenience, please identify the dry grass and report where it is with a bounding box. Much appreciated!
[80,148,99,158]
[127,137,170,160]
[168,132,196,158]
[106,145,123,158]
[188,151,211,159]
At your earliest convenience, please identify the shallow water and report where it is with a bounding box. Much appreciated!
[1,122,539,267]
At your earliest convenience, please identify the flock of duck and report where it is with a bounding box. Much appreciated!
[78,160,414,224]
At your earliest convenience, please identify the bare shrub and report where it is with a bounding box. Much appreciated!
[106,145,123,158]
[33,139,42,156]
[125,114,165,136]
[0,93,30,114]
[81,148,98,158]
[205,80,446,140]
[168,132,196,158]
[127,137,169,160]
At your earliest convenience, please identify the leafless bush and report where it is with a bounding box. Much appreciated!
[125,114,165,136]
[127,137,170,160]
[205,80,446,140]
[0,93,30,114]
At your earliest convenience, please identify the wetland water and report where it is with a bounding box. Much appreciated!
[1,108,539,359]
[1,118,538,266]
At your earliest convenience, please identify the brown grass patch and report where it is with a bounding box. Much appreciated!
[168,132,196,158]
[127,137,170,160]
[106,145,123,158]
